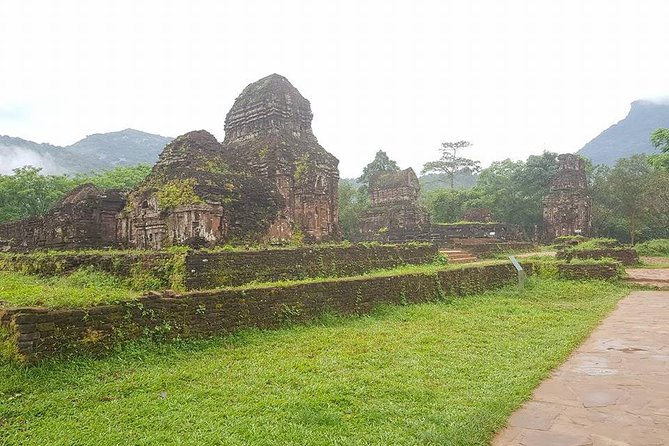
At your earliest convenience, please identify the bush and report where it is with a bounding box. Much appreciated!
[635,239,669,257]
[567,238,621,251]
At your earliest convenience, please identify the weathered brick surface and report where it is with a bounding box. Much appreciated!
[0,262,531,363]
[557,248,639,266]
[542,154,592,241]
[0,184,126,252]
[0,244,438,289]
[184,244,438,289]
[0,252,175,277]
[557,263,621,280]
[355,222,527,247]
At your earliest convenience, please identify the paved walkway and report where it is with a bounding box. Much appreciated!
[493,291,669,446]
[626,267,669,288]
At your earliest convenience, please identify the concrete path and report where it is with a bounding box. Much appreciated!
[493,291,669,446]
[626,268,669,289]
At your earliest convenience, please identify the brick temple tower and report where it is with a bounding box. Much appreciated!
[223,74,340,242]
[542,154,592,241]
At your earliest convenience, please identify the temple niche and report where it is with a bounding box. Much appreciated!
[542,153,592,241]
[223,74,340,242]
[360,168,429,236]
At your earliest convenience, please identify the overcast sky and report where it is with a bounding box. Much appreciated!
[1,0,668,177]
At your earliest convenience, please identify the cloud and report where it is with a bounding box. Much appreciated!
[642,96,669,105]
[0,105,29,121]
[0,146,61,175]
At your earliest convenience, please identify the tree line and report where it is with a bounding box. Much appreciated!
[340,131,669,243]
[0,165,151,223]
[1,129,668,244]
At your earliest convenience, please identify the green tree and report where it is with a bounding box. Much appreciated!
[592,155,669,243]
[75,164,152,189]
[420,188,480,223]
[598,155,653,244]
[421,141,480,189]
[0,167,75,222]
[357,150,400,186]
[467,152,559,234]
[649,128,669,170]
[337,180,369,239]
[0,164,151,224]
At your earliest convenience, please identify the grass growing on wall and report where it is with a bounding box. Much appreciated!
[0,278,627,445]
[0,260,510,308]
[0,268,139,308]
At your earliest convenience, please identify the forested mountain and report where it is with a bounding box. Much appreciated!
[0,129,172,174]
[578,99,669,166]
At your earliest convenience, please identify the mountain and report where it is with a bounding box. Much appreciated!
[0,129,172,174]
[578,99,669,166]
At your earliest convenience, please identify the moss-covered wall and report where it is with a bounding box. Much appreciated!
[1,262,531,363]
[556,248,639,265]
[0,243,438,291]
[184,243,438,289]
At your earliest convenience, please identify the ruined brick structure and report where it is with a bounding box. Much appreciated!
[542,153,592,241]
[116,130,281,249]
[224,74,340,242]
[0,74,340,251]
[461,208,494,223]
[355,168,529,249]
[360,168,429,236]
[0,184,125,252]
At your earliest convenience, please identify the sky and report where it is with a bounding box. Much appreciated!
[1,0,668,178]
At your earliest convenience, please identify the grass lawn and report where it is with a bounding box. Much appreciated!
[0,279,627,445]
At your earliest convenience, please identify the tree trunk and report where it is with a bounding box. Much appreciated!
[629,213,636,245]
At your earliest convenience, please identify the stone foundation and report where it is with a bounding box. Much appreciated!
[557,248,639,266]
[0,243,438,290]
[0,262,531,363]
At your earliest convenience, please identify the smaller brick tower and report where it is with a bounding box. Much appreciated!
[542,154,592,241]
[360,168,429,237]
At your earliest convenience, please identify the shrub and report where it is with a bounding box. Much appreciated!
[635,239,669,257]
[568,238,621,251]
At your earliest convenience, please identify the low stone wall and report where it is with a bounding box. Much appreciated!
[353,223,527,247]
[0,251,176,278]
[184,243,437,289]
[452,239,535,257]
[430,223,526,242]
[0,243,438,290]
[557,263,621,281]
[0,262,531,363]
[557,248,639,266]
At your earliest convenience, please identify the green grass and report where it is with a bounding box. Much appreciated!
[565,237,621,251]
[635,239,669,257]
[0,279,627,445]
[0,261,509,309]
[0,268,138,308]
[0,241,431,258]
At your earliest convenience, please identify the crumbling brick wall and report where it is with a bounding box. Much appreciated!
[0,184,126,252]
[0,262,531,363]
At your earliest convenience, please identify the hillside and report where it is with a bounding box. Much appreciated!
[0,129,172,174]
[578,99,669,166]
